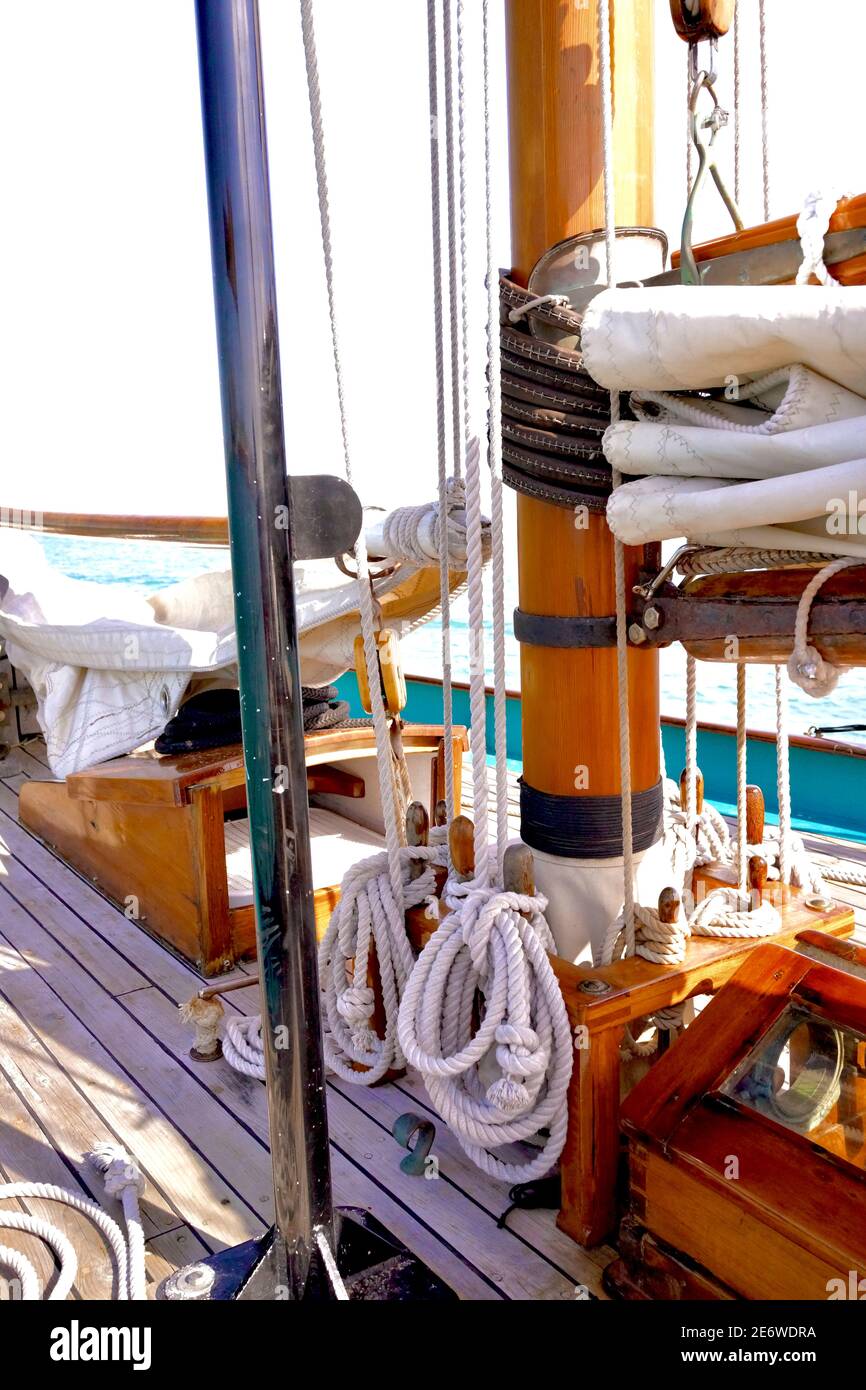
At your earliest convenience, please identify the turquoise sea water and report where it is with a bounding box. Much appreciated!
[31,533,866,744]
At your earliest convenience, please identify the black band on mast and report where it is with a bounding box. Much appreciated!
[520,778,665,859]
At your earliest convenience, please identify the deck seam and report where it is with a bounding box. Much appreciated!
[0,798,252,1012]
[329,1075,585,1289]
[325,1135,509,1299]
[0,980,218,1254]
[0,895,505,1296]
[0,921,264,1239]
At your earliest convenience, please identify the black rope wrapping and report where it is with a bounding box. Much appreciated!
[520,778,665,859]
[499,275,626,510]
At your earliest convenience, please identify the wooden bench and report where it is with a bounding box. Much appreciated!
[19,723,467,976]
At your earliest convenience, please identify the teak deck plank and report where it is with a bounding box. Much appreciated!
[3,736,866,1299]
[0,993,183,1244]
[0,756,563,1299]
[0,1066,117,1299]
[0,925,265,1255]
[123,981,575,1301]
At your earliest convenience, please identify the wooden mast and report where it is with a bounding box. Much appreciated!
[504,1,659,871]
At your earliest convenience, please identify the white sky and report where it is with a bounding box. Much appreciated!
[1,0,863,520]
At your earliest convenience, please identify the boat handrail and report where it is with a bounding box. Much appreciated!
[0,510,229,546]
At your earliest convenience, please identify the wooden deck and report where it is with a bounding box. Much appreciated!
[0,738,612,1301]
[2,735,865,1300]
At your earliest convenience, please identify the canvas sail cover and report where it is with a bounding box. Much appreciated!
[0,507,477,776]
[581,286,866,555]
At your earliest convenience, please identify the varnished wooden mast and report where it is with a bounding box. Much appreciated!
[505,0,659,813]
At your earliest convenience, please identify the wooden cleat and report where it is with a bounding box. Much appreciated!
[748,855,768,909]
[745,784,765,848]
[406,801,429,881]
[503,842,535,897]
[449,815,475,877]
[658,886,681,924]
[433,799,448,828]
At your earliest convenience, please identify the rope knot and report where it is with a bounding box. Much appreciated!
[488,1023,547,1113]
[787,644,844,698]
[87,1143,146,1199]
[336,984,375,1027]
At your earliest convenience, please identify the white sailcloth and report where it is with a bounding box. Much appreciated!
[0,499,484,776]
[580,288,866,554]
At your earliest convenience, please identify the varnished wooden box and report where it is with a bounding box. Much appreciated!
[606,942,866,1300]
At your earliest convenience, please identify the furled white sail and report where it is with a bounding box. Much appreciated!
[0,501,485,776]
[581,290,866,555]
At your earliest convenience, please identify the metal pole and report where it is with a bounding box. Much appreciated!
[166,0,455,1302]
[194,0,331,1298]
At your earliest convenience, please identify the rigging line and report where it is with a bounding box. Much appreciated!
[482,0,508,875]
[775,664,791,887]
[598,0,635,949]
[733,2,741,207]
[685,43,693,203]
[442,0,465,484]
[685,655,697,834]
[298,0,405,906]
[455,0,491,886]
[736,662,748,896]
[427,0,456,842]
[758,0,770,222]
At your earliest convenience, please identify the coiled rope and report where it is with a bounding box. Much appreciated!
[319,841,447,1085]
[0,1144,146,1301]
[397,875,573,1182]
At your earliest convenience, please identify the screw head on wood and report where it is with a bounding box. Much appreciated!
[578,978,611,995]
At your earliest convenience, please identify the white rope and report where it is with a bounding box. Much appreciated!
[443,0,464,484]
[603,778,782,1006]
[685,654,697,833]
[678,546,836,578]
[482,0,509,877]
[795,188,839,286]
[598,0,635,950]
[427,0,457,836]
[380,486,484,569]
[736,662,748,894]
[0,1145,146,1301]
[758,0,770,222]
[788,558,858,697]
[775,664,792,886]
[453,0,491,886]
[733,2,741,207]
[318,842,447,1084]
[223,1014,267,1081]
[397,876,573,1181]
[507,293,568,324]
[299,0,405,909]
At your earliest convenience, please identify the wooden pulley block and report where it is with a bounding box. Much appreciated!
[678,565,866,666]
[353,627,407,716]
[669,0,735,43]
